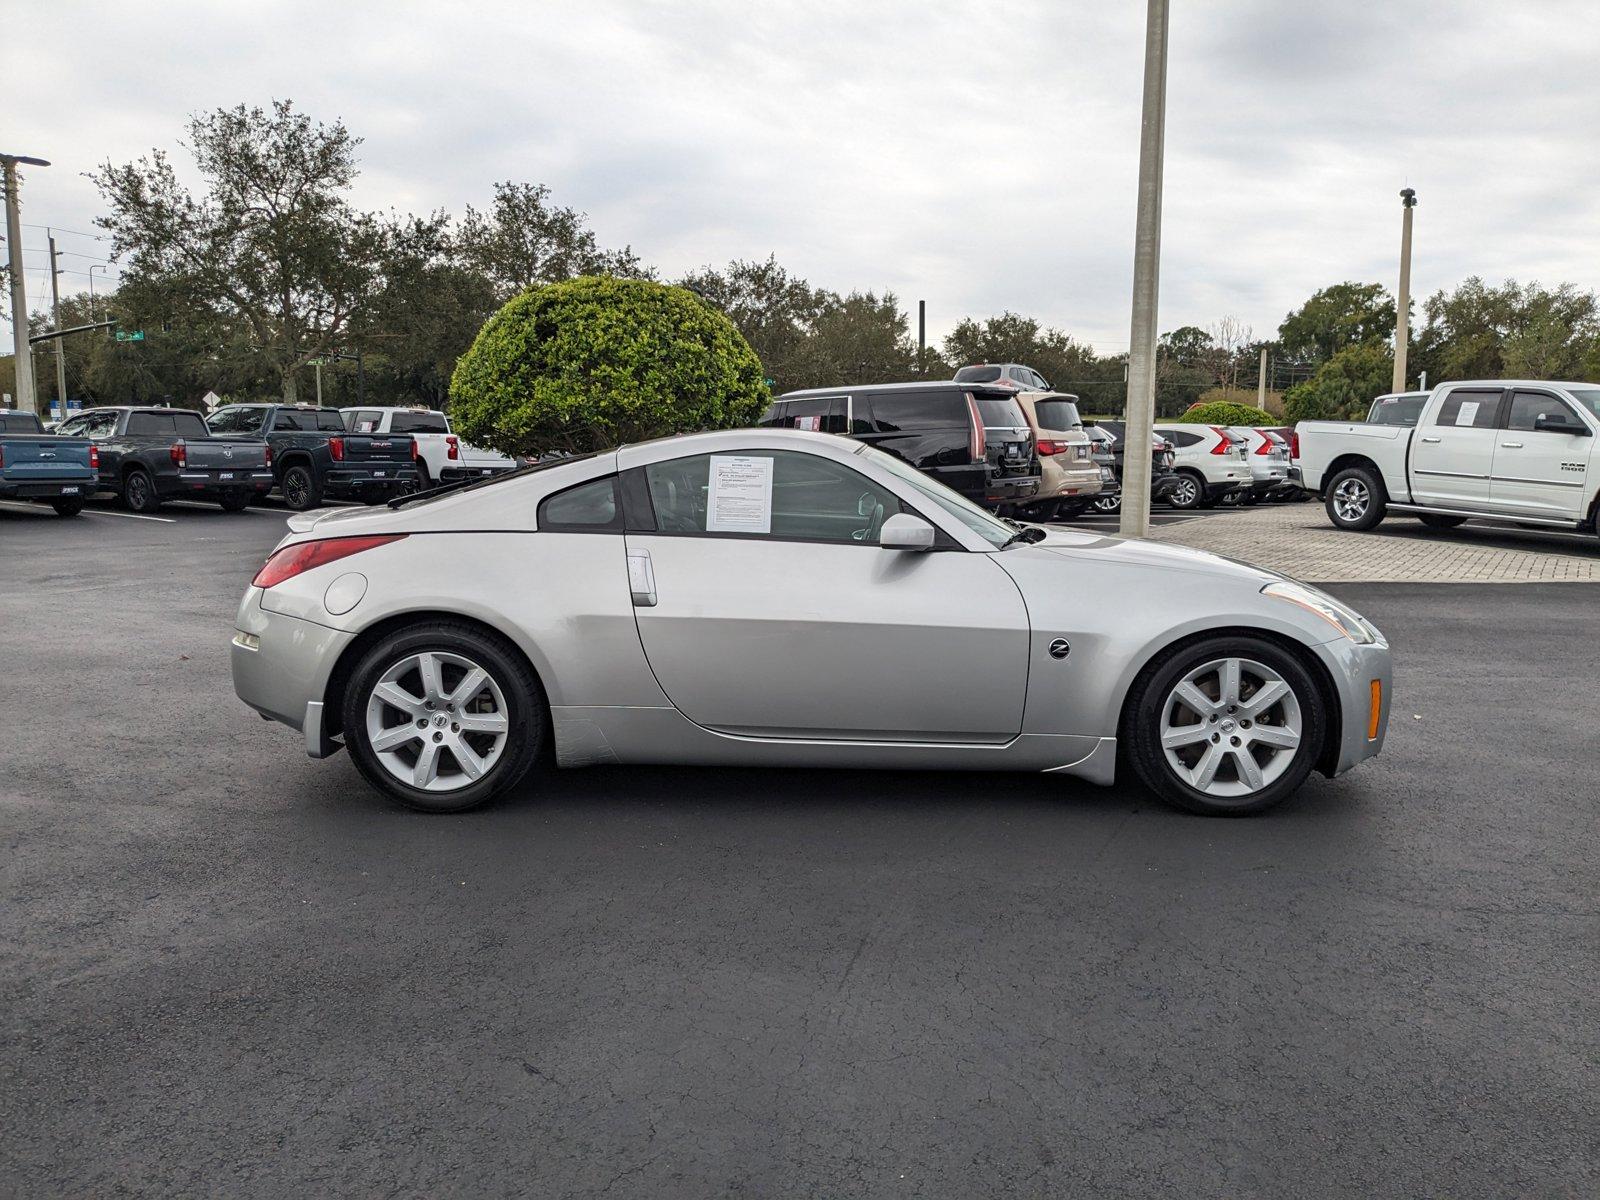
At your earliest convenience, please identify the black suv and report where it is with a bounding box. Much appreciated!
[760,382,1040,509]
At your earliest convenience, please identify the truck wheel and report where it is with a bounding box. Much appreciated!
[1418,514,1466,530]
[122,468,161,514]
[51,498,85,517]
[1167,471,1205,509]
[218,492,251,513]
[281,464,321,511]
[1324,466,1387,531]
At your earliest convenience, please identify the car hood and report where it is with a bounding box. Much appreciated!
[1019,527,1289,586]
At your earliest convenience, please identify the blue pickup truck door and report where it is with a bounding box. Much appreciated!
[1410,387,1503,508]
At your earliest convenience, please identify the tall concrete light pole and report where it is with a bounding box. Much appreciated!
[48,232,68,420]
[2,153,50,414]
[1118,0,1170,539]
[1393,188,1417,394]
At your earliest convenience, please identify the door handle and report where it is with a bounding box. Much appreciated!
[1499,441,1524,449]
[626,549,657,608]
[1420,436,1441,443]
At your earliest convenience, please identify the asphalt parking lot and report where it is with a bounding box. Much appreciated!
[2,501,1596,1198]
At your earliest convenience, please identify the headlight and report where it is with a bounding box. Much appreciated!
[1262,581,1380,644]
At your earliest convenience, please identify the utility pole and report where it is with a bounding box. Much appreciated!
[48,232,67,422]
[1257,346,1268,408]
[1393,188,1417,394]
[1118,0,1170,539]
[918,300,926,376]
[314,359,323,406]
[2,152,50,414]
[88,263,108,322]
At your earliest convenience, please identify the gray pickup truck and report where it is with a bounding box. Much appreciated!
[56,406,275,513]
[0,411,97,517]
[208,403,419,510]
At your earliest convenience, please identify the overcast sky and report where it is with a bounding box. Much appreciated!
[8,0,1600,353]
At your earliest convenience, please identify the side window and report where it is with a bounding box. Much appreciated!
[1431,390,1502,429]
[1506,390,1578,433]
[349,410,384,433]
[778,396,846,434]
[172,412,209,438]
[538,476,621,531]
[271,410,308,432]
[316,410,346,432]
[127,412,176,435]
[868,391,966,432]
[1165,429,1203,447]
[642,450,899,543]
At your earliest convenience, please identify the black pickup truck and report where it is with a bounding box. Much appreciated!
[0,411,98,516]
[55,406,275,513]
[207,404,419,510]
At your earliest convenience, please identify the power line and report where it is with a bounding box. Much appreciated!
[22,222,106,241]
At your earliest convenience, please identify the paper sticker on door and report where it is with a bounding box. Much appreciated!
[1454,401,1479,426]
[706,455,774,534]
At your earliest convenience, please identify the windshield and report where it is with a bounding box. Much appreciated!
[854,443,1015,548]
[1368,394,1426,425]
[1565,389,1600,420]
[207,407,267,434]
[954,366,1003,383]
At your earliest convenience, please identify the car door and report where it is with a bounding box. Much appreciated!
[1410,387,1504,507]
[621,446,1031,743]
[1489,389,1593,520]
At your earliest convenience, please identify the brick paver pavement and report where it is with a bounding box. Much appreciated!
[1146,501,1600,583]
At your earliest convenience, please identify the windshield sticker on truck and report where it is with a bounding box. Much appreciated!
[706,454,774,534]
[1454,401,1480,426]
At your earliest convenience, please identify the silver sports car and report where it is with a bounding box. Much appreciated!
[233,428,1391,816]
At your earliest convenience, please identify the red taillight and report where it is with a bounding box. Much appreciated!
[1037,439,1067,455]
[966,396,987,463]
[410,438,420,461]
[328,436,345,461]
[169,441,187,468]
[445,435,458,461]
[252,534,406,590]
[1290,430,1300,459]
[1255,436,1274,455]
[264,443,273,468]
[88,445,99,468]
[1209,427,1232,455]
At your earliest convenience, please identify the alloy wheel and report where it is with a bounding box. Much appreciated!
[284,470,309,509]
[364,650,511,792]
[1158,657,1302,798]
[1171,476,1200,507]
[1332,478,1370,523]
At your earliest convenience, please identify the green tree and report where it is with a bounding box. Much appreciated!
[1277,282,1396,363]
[449,276,767,455]
[1413,277,1600,382]
[1281,342,1394,422]
[93,100,445,405]
[456,182,646,305]
[678,256,823,393]
[794,290,917,387]
[1172,400,1274,426]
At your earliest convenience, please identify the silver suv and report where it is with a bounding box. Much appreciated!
[954,363,1051,391]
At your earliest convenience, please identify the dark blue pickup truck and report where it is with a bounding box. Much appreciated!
[0,411,97,517]
[207,403,419,510]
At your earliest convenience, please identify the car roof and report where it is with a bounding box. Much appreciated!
[779,380,1016,399]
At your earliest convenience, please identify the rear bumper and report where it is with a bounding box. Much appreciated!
[0,477,95,499]
[982,475,1041,505]
[440,464,515,483]
[1038,461,1103,500]
[324,465,419,493]
[232,588,354,737]
[172,469,274,496]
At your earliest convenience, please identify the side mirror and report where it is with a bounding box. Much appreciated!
[878,513,936,551]
[1534,412,1589,436]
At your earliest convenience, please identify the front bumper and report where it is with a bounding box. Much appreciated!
[232,587,354,740]
[1312,636,1393,777]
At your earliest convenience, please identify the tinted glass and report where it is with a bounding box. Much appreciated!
[1165,429,1203,447]
[1432,390,1501,429]
[347,410,383,433]
[776,397,846,434]
[0,414,43,434]
[1033,399,1081,430]
[954,366,1003,383]
[974,397,1026,427]
[1370,395,1426,425]
[868,391,966,431]
[644,450,898,543]
[271,410,310,431]
[538,476,619,528]
[1506,391,1580,432]
[316,410,345,431]
[173,411,209,437]
[207,408,267,434]
[390,411,450,434]
[127,412,177,435]
[1566,389,1600,420]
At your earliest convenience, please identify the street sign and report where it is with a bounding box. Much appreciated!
[114,330,145,343]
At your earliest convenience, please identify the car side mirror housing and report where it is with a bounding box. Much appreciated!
[1534,413,1590,436]
[878,513,936,551]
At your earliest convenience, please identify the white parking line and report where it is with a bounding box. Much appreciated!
[82,507,177,523]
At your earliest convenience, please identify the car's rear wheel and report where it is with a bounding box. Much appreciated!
[1418,513,1466,529]
[1123,636,1324,816]
[342,622,545,813]
[281,464,321,511]
[122,468,161,513]
[1167,471,1204,509]
[51,497,84,517]
[1325,466,1387,531]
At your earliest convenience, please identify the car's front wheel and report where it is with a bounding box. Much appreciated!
[341,622,545,813]
[1123,636,1325,816]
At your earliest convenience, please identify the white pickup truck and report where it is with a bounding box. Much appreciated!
[1297,380,1600,536]
[341,406,517,488]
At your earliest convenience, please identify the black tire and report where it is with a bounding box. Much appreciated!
[1323,465,1387,531]
[122,468,161,514]
[281,463,321,512]
[341,621,546,814]
[51,497,84,517]
[1123,635,1326,817]
[1055,500,1088,520]
[1418,513,1466,529]
[1167,471,1205,510]
[217,491,251,512]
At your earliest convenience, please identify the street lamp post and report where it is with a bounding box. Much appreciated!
[88,263,108,322]
[1,152,50,413]
[1393,188,1417,394]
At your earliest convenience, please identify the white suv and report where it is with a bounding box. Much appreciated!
[342,407,517,488]
[1152,423,1252,509]
[1229,426,1292,503]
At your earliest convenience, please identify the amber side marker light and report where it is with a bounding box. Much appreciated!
[1368,680,1383,740]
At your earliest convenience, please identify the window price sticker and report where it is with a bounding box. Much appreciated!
[706,455,774,534]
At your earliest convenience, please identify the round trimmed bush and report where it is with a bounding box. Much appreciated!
[449,275,769,456]
[1174,400,1276,427]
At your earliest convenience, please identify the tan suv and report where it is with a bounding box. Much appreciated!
[1014,392,1104,518]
